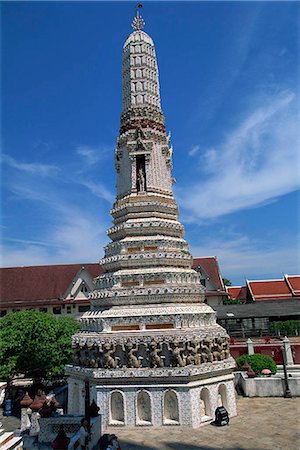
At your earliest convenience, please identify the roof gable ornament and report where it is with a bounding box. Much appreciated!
[131,4,145,31]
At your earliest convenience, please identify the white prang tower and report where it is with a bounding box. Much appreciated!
[67,8,237,429]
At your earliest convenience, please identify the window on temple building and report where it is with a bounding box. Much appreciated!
[53,306,61,315]
[81,284,89,294]
[78,305,90,313]
[39,307,47,313]
[0,310,7,317]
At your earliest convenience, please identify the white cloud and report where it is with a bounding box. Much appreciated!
[188,145,200,157]
[76,145,109,167]
[2,154,59,176]
[1,174,109,267]
[191,233,300,284]
[178,90,300,219]
[1,206,108,267]
[79,180,114,203]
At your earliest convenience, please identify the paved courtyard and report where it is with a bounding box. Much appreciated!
[106,397,300,450]
[1,396,299,449]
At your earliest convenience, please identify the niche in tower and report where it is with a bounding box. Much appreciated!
[136,155,146,192]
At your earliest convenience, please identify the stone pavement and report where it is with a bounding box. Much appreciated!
[106,397,300,450]
[1,397,299,449]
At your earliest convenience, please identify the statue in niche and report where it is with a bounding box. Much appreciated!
[103,343,117,369]
[137,167,146,192]
[165,391,178,421]
[186,340,201,365]
[201,339,213,363]
[126,342,140,368]
[170,340,186,367]
[149,340,164,368]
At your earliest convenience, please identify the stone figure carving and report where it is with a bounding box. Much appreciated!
[89,345,100,368]
[149,340,164,368]
[223,338,230,359]
[201,339,213,363]
[73,349,81,366]
[170,340,186,367]
[103,343,117,369]
[137,167,146,192]
[126,342,141,368]
[186,339,201,365]
[212,338,223,361]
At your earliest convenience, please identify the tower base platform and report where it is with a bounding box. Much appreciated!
[66,360,237,430]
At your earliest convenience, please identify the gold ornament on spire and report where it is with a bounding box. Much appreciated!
[131,4,145,31]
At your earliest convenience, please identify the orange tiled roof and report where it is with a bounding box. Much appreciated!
[192,256,225,291]
[285,275,300,295]
[227,286,247,301]
[247,279,293,301]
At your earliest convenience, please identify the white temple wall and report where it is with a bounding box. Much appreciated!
[147,142,172,192]
[117,147,132,197]
[67,377,85,415]
[91,376,237,430]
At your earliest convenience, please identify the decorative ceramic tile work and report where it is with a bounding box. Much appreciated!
[67,8,237,429]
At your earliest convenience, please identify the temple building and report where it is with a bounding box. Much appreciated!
[66,10,237,428]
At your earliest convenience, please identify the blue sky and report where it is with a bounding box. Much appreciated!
[1,1,299,285]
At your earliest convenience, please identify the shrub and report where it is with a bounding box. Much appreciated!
[236,353,277,376]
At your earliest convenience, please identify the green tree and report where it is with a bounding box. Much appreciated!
[223,297,242,305]
[222,278,232,287]
[0,311,80,381]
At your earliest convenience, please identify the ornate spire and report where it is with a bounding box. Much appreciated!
[131,4,145,31]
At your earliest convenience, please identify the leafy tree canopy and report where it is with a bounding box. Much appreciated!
[0,311,80,381]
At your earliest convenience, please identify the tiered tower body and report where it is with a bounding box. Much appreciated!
[67,11,237,429]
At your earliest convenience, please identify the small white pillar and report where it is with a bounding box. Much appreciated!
[282,336,294,365]
[20,407,31,432]
[29,412,40,436]
[246,338,254,355]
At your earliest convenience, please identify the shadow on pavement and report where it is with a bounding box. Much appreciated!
[167,445,264,450]
[120,441,265,450]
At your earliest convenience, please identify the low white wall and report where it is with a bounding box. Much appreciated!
[236,372,300,397]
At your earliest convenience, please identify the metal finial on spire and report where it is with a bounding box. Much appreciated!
[131,3,145,31]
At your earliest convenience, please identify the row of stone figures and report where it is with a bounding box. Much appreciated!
[73,336,230,369]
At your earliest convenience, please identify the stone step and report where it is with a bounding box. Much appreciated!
[0,428,6,435]
[0,435,23,450]
[0,431,14,447]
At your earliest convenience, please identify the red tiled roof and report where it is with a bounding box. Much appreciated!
[247,279,293,301]
[285,275,300,295]
[227,286,247,301]
[0,263,102,308]
[192,256,225,291]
